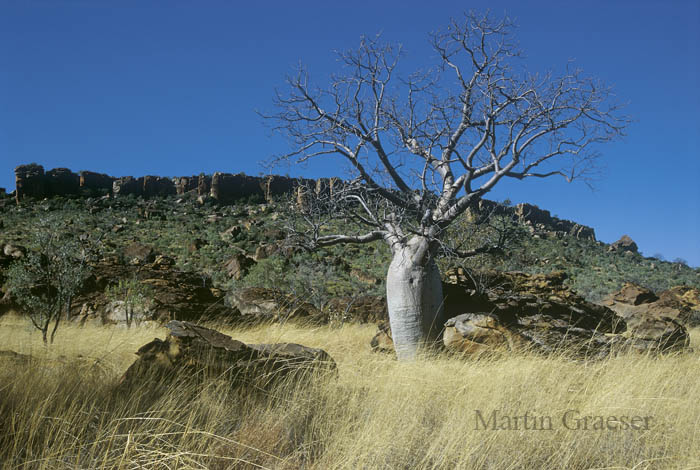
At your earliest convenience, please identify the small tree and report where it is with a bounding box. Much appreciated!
[265,12,628,359]
[105,277,153,328]
[6,217,97,344]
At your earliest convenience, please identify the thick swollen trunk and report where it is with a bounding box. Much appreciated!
[386,236,445,360]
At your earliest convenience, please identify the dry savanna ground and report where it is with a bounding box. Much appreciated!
[0,314,699,470]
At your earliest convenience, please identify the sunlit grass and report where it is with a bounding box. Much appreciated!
[0,314,698,469]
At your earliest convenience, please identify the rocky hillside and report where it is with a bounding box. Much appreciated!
[1,165,699,329]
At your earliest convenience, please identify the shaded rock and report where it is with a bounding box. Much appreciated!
[123,242,157,264]
[112,176,142,197]
[262,175,296,202]
[443,269,624,335]
[229,287,321,323]
[73,259,236,325]
[657,286,700,326]
[607,283,659,306]
[210,172,265,204]
[622,316,689,353]
[45,168,80,196]
[14,163,46,203]
[142,176,175,198]
[609,235,638,253]
[119,321,336,391]
[220,225,242,241]
[224,253,256,280]
[174,176,199,195]
[197,174,211,197]
[79,171,114,195]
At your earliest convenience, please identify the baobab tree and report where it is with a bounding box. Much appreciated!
[264,12,627,360]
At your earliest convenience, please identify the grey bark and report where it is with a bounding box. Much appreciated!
[386,236,445,360]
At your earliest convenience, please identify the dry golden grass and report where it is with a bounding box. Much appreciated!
[0,314,698,469]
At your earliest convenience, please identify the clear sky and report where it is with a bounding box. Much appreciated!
[1,0,698,266]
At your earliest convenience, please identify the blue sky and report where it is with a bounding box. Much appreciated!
[1,0,698,266]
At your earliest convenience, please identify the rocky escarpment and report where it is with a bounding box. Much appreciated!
[15,164,114,202]
[14,164,320,206]
[13,164,598,242]
[469,199,597,241]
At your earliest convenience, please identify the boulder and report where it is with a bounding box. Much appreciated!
[188,238,205,253]
[603,283,693,325]
[609,235,638,253]
[443,269,624,334]
[443,313,522,355]
[439,269,627,358]
[224,253,256,280]
[622,315,689,353]
[606,283,659,306]
[657,286,700,325]
[602,283,692,350]
[220,225,242,241]
[3,243,26,260]
[119,321,336,391]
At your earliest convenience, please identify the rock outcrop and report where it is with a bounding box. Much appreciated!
[228,287,322,323]
[72,255,235,326]
[15,165,116,202]
[224,253,256,280]
[112,176,176,198]
[609,235,638,254]
[602,283,693,350]
[13,164,324,205]
[373,270,691,357]
[468,200,597,241]
[45,168,80,196]
[79,171,114,194]
[119,321,336,391]
[11,163,603,246]
[440,269,626,358]
[14,164,47,203]
[602,283,695,325]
